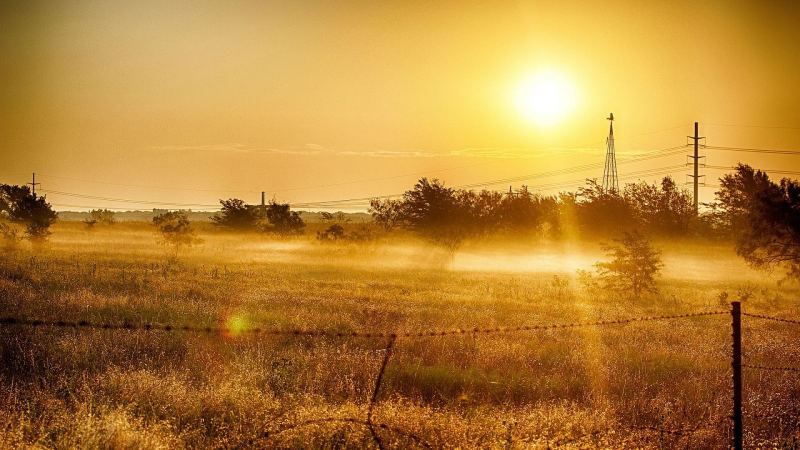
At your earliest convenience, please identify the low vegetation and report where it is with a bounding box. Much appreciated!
[1,164,800,448]
[0,222,799,448]
[580,231,663,298]
[0,184,57,243]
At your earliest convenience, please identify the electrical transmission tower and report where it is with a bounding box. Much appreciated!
[686,122,706,215]
[602,113,619,192]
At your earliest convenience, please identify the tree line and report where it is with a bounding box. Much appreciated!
[369,176,695,245]
[3,164,800,281]
[369,165,800,281]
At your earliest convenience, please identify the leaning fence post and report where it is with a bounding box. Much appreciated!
[731,301,743,450]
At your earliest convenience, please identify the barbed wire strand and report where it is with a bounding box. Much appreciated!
[741,312,800,327]
[0,310,728,338]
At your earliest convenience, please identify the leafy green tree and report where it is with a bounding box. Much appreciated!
[500,186,559,235]
[211,198,260,230]
[264,201,305,235]
[152,211,200,253]
[373,178,475,247]
[592,231,663,297]
[0,221,22,250]
[624,177,694,235]
[0,184,58,242]
[89,209,116,225]
[712,164,800,280]
[574,180,634,236]
[317,224,345,241]
[369,197,403,231]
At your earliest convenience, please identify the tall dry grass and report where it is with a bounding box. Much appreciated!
[1,222,798,448]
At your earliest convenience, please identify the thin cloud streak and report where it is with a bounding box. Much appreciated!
[148,143,615,160]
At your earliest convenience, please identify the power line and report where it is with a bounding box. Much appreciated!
[35,143,691,211]
[294,165,688,209]
[703,165,800,176]
[40,189,220,208]
[706,123,800,132]
[49,203,220,212]
[456,145,688,190]
[704,145,800,155]
[46,161,689,211]
[35,173,261,194]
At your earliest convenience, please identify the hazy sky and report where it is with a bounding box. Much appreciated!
[2,0,800,210]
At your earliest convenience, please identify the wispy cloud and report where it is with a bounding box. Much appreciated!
[148,143,605,159]
[149,143,330,156]
[448,146,601,159]
[337,149,439,158]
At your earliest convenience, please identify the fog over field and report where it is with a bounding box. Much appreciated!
[1,223,798,448]
[3,1,800,448]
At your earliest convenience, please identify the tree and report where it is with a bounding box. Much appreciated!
[317,224,346,241]
[500,186,559,235]
[592,231,663,297]
[264,201,305,235]
[369,197,403,231]
[0,184,58,242]
[152,211,200,253]
[0,221,22,250]
[624,177,694,235]
[370,178,475,247]
[574,180,634,236]
[89,209,116,226]
[320,211,350,223]
[713,164,800,280]
[211,198,260,230]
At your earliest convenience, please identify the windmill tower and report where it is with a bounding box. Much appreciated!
[602,113,619,192]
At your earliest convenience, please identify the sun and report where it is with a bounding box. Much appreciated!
[513,71,577,127]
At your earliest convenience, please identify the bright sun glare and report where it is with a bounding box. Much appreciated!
[514,71,577,127]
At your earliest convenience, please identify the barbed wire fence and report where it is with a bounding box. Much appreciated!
[1,303,799,448]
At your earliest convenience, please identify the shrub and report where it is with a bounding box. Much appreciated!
[0,184,58,243]
[152,211,200,254]
[317,224,345,242]
[0,221,22,250]
[263,201,305,236]
[590,231,663,297]
[211,198,260,230]
[711,164,800,280]
[89,209,116,226]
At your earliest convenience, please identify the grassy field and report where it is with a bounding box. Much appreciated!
[1,222,799,448]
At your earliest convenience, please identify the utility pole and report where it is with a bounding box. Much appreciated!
[27,172,40,197]
[687,122,705,215]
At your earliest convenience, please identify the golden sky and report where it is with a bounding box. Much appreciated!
[2,0,800,211]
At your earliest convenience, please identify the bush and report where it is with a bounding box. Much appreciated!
[711,164,800,280]
[317,224,345,242]
[89,209,116,226]
[0,221,22,250]
[263,201,305,236]
[211,199,260,230]
[152,211,200,254]
[370,178,560,247]
[0,184,57,243]
[587,231,663,297]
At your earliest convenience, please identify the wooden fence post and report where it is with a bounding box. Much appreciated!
[731,301,743,450]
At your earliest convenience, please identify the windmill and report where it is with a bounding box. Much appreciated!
[602,113,619,192]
